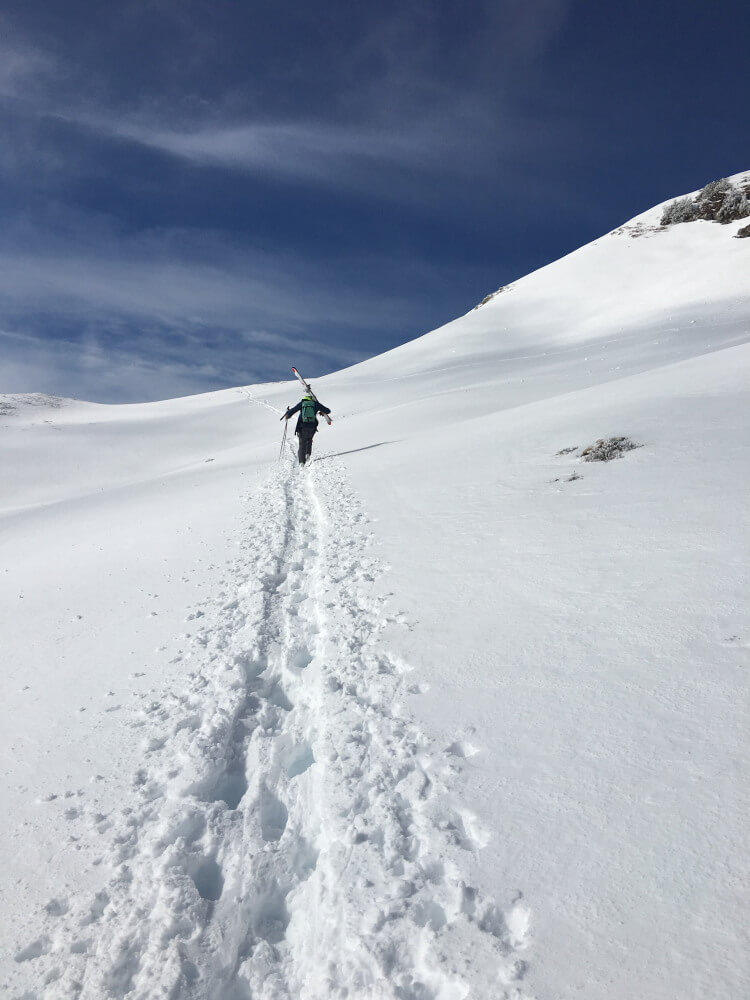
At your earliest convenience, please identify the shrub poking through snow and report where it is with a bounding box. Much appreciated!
[717,188,750,223]
[661,177,750,226]
[473,284,514,309]
[661,196,697,225]
[736,222,750,238]
[580,437,639,462]
[698,177,732,201]
[553,438,639,481]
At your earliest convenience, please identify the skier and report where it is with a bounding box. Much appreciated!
[284,394,332,465]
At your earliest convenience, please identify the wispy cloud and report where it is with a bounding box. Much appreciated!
[0,230,423,333]
[0,37,53,99]
[0,2,584,402]
[0,325,241,403]
[0,217,460,401]
[76,102,511,207]
[110,116,454,175]
[0,304,372,403]
[1,4,576,204]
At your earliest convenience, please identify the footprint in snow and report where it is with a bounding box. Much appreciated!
[444,740,480,759]
[44,897,69,917]
[14,936,51,963]
[187,855,224,901]
[260,788,289,842]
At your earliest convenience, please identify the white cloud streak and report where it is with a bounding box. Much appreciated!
[107,108,489,178]
[1,6,578,207]
[0,39,52,98]
[0,224,430,401]
[0,240,417,333]
[0,3,578,401]
[0,315,370,403]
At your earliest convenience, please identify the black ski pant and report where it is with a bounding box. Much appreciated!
[297,425,316,464]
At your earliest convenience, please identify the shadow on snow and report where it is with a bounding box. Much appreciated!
[314,442,398,462]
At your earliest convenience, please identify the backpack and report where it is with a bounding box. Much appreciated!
[300,398,317,423]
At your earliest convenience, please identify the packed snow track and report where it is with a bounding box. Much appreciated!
[19,458,530,1000]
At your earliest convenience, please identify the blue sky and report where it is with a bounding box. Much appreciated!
[1,0,747,402]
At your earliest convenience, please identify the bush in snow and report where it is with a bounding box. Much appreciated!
[696,177,734,221]
[736,222,750,238]
[660,197,697,225]
[580,437,639,462]
[698,177,732,202]
[717,188,750,223]
[660,177,750,227]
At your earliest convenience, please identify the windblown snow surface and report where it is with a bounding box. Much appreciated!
[2,176,749,1000]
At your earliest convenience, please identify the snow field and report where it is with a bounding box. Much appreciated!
[3,174,749,1000]
[16,458,530,1000]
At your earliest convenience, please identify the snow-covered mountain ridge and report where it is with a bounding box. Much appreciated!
[2,175,749,1000]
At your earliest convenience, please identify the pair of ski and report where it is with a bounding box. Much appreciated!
[280,367,332,426]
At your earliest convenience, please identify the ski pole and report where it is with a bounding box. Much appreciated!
[279,419,288,461]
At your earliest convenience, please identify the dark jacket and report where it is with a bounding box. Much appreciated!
[286,397,331,434]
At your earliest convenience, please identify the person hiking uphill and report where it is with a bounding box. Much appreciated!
[284,394,331,465]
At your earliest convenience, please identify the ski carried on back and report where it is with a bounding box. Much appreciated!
[291,367,332,424]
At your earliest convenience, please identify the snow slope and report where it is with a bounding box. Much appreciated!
[2,175,749,999]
